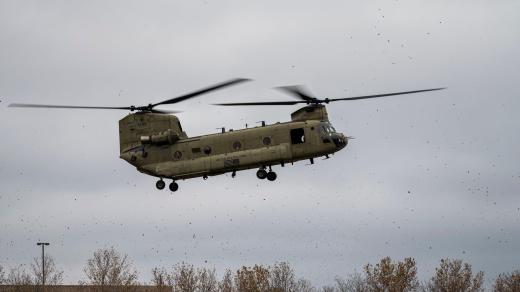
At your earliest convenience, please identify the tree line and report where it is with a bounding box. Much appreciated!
[0,247,518,291]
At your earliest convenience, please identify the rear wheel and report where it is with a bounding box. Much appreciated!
[156,179,166,190]
[256,169,267,179]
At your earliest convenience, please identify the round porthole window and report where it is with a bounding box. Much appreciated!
[203,146,212,155]
[232,141,242,151]
[173,151,182,160]
[262,136,272,146]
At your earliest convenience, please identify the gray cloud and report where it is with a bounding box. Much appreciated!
[1,0,519,287]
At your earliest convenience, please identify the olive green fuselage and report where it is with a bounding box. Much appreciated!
[119,105,347,181]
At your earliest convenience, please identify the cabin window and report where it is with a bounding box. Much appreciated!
[262,136,272,146]
[192,147,201,154]
[290,128,305,144]
[232,141,242,151]
[203,146,212,155]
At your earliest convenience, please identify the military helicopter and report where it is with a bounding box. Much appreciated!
[9,78,444,192]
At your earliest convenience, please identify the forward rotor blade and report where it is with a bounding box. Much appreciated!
[150,108,182,114]
[215,100,307,106]
[153,78,251,107]
[276,85,315,101]
[9,103,132,110]
[329,87,446,102]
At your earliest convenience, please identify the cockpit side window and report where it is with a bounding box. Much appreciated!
[321,125,331,133]
[320,123,336,134]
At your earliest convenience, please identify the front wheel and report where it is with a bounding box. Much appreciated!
[169,182,179,192]
[266,171,277,181]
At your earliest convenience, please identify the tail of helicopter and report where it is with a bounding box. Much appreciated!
[118,113,186,155]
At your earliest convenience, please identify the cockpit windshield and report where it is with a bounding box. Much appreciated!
[320,123,336,134]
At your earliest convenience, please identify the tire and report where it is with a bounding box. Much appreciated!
[266,171,277,181]
[256,169,267,179]
[169,182,179,192]
[156,180,166,190]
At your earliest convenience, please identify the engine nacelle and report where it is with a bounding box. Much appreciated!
[141,129,179,145]
[291,104,329,122]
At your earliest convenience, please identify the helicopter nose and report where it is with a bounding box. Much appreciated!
[332,133,348,150]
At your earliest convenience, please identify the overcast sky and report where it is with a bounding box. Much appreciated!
[1,0,519,287]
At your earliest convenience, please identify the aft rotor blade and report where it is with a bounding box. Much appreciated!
[9,103,133,110]
[329,87,446,102]
[153,78,251,107]
[215,100,308,106]
[276,85,315,101]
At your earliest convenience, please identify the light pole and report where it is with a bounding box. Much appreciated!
[36,242,49,292]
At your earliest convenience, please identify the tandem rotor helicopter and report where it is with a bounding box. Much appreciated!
[9,78,444,192]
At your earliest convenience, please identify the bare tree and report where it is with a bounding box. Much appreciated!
[335,273,367,292]
[234,265,270,292]
[269,262,296,292]
[493,270,520,292]
[294,278,317,292]
[322,285,335,292]
[5,265,33,285]
[364,256,419,292]
[171,262,197,292]
[30,254,64,285]
[83,246,138,286]
[151,266,171,287]
[197,267,218,292]
[219,269,235,292]
[0,264,5,284]
[425,259,484,292]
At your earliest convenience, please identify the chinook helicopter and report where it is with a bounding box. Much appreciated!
[9,78,444,192]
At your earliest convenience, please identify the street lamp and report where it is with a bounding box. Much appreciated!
[36,242,49,291]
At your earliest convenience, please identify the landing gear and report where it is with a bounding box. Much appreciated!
[169,181,179,192]
[257,166,277,181]
[156,179,179,191]
[156,179,166,190]
[256,169,267,179]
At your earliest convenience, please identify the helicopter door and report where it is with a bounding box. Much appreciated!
[290,128,307,158]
